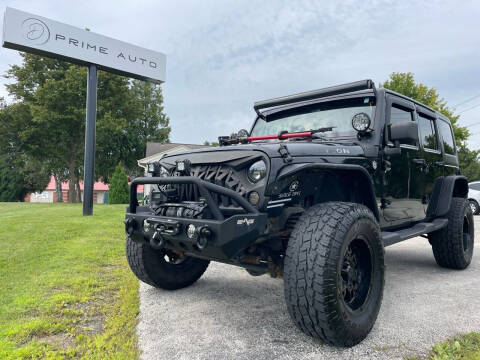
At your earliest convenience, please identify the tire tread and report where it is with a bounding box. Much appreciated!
[430,197,474,269]
[284,202,384,347]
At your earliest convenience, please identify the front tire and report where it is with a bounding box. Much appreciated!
[126,237,209,290]
[284,202,384,347]
[429,197,474,270]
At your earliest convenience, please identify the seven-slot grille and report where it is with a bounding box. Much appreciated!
[173,165,248,207]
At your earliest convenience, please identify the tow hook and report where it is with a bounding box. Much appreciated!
[150,225,165,249]
[195,226,212,250]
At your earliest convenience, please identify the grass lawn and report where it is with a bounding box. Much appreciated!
[0,203,139,360]
[407,333,480,360]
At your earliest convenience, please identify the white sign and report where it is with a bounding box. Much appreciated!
[2,7,166,83]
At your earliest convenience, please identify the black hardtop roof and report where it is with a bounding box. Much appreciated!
[383,88,449,123]
[253,79,451,124]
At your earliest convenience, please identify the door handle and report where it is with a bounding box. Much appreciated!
[412,158,428,169]
[412,158,427,166]
[433,161,445,167]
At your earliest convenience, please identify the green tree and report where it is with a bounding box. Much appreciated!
[0,154,49,202]
[130,80,170,148]
[0,99,49,201]
[381,72,469,144]
[3,53,170,200]
[108,163,129,204]
[381,72,479,177]
[457,143,480,182]
[0,154,25,201]
[203,141,219,146]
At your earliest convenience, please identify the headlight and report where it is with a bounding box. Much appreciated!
[247,160,267,183]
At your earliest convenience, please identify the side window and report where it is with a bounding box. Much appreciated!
[437,120,456,155]
[389,105,416,146]
[417,114,438,150]
[390,105,413,124]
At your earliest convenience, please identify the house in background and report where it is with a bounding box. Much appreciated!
[137,142,209,195]
[25,175,109,203]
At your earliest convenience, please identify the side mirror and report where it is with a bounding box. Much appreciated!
[389,121,418,144]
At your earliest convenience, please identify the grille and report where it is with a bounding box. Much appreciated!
[173,165,248,207]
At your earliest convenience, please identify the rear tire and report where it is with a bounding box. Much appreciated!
[126,238,209,290]
[429,197,474,269]
[284,202,384,347]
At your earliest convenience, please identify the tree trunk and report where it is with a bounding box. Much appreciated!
[76,179,82,203]
[68,161,77,203]
[54,173,63,202]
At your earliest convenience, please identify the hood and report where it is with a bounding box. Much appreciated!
[159,141,366,166]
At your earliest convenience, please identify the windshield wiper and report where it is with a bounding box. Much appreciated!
[285,127,336,141]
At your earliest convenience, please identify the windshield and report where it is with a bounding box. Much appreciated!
[250,96,375,138]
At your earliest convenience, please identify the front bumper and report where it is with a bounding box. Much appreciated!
[125,177,268,261]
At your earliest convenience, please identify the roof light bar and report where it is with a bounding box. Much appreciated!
[253,79,375,116]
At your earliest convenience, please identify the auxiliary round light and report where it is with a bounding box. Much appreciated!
[247,160,267,183]
[352,112,371,132]
[248,191,260,206]
[187,224,197,239]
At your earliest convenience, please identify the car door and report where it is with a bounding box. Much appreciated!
[437,118,459,176]
[415,106,444,213]
[382,95,426,226]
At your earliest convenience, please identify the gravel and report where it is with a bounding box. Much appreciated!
[137,216,480,360]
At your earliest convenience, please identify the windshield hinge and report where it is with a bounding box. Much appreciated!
[278,144,292,163]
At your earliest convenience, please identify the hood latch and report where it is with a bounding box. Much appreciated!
[278,144,292,163]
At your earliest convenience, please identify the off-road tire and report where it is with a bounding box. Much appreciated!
[468,199,479,215]
[284,202,384,347]
[429,197,474,269]
[126,237,209,290]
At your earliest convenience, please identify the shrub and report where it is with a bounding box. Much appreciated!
[109,163,129,204]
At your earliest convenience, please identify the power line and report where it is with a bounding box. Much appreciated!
[465,122,480,128]
[454,94,480,108]
[458,102,480,115]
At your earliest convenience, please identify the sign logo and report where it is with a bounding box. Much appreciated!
[289,181,299,192]
[22,17,50,45]
[237,218,255,226]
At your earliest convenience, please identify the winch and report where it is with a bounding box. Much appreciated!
[153,200,211,219]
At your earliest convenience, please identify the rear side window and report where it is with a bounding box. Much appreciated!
[437,120,456,154]
[418,114,438,150]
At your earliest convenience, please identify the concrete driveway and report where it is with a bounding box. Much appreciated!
[137,216,480,360]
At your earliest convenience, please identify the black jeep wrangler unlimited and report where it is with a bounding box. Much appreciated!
[125,80,474,347]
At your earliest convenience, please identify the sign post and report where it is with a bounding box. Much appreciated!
[83,64,98,216]
[2,7,166,215]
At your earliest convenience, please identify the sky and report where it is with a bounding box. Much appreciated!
[1,0,480,148]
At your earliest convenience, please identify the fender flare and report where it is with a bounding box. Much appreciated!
[426,175,468,218]
[276,163,380,220]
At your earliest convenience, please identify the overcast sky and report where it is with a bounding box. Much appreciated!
[1,0,480,148]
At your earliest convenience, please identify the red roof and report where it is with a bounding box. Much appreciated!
[44,175,144,193]
[45,175,109,191]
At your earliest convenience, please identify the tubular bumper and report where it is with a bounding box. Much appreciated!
[126,177,268,260]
